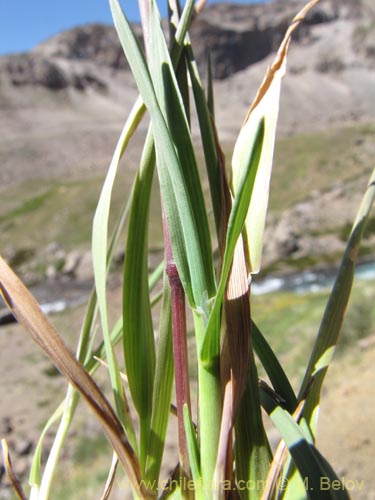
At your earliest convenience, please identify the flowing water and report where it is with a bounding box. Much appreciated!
[251,260,375,296]
[1,261,374,324]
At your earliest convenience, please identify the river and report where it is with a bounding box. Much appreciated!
[251,260,375,295]
[0,261,374,325]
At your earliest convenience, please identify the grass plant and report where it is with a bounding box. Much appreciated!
[1,1,374,499]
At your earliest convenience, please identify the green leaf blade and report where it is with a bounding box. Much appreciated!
[261,391,350,500]
[122,131,156,471]
[148,1,216,312]
[183,404,202,486]
[145,277,174,488]
[201,118,265,367]
[251,320,297,412]
[299,167,375,435]
[110,0,215,314]
[235,353,272,500]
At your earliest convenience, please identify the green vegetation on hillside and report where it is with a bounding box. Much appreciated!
[0,123,373,274]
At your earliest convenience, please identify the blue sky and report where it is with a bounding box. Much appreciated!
[0,0,266,55]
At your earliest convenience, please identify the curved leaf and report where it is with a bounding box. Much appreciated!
[231,0,321,276]
[261,390,349,500]
[0,257,150,498]
[201,119,265,368]
[123,130,156,471]
[299,167,375,434]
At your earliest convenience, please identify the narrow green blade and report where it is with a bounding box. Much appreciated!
[110,0,215,314]
[235,351,272,500]
[123,130,156,471]
[183,404,202,486]
[299,167,375,434]
[92,92,146,428]
[261,390,350,500]
[251,320,297,412]
[29,402,64,489]
[201,119,265,367]
[281,168,375,497]
[147,0,216,312]
[145,277,174,487]
[185,42,223,235]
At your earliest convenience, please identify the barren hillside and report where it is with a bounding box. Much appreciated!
[0,0,374,186]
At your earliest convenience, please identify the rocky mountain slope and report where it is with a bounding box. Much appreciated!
[0,0,374,182]
[0,0,374,276]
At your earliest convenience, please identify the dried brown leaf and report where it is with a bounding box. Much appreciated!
[100,453,119,500]
[224,235,251,416]
[232,0,322,275]
[0,256,153,499]
[1,439,27,500]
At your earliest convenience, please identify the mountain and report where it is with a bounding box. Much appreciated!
[0,0,374,277]
[0,0,374,186]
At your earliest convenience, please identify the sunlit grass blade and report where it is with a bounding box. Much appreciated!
[278,169,375,499]
[185,42,223,235]
[145,276,174,488]
[34,255,162,496]
[82,187,133,368]
[261,401,305,500]
[201,119,265,368]
[31,191,134,499]
[142,2,218,485]
[299,167,375,434]
[92,93,145,320]
[148,0,216,311]
[110,0,215,314]
[231,0,321,276]
[29,402,64,496]
[123,129,156,472]
[92,94,146,431]
[92,0,196,397]
[260,390,349,500]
